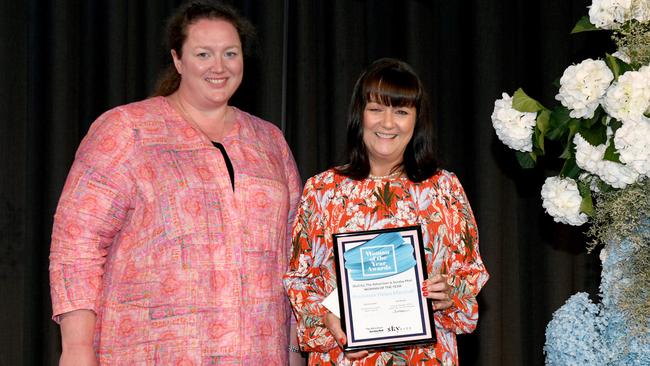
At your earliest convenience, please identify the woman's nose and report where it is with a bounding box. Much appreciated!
[380,109,395,127]
[211,56,224,72]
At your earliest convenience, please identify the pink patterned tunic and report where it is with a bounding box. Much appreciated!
[49,96,302,364]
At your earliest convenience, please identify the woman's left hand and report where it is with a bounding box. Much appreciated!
[422,274,454,311]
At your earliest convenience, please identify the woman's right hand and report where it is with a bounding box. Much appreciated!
[322,312,369,360]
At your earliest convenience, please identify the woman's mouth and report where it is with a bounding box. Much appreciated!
[375,132,397,139]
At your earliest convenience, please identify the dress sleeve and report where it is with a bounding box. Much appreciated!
[436,173,489,334]
[283,177,338,353]
[49,108,135,322]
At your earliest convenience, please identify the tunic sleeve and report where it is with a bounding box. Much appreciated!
[276,130,303,330]
[436,174,489,334]
[279,136,302,259]
[49,108,135,322]
[283,177,338,352]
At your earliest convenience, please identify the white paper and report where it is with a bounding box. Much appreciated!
[347,268,423,340]
[321,290,340,318]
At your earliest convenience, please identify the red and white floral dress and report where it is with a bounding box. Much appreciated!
[284,169,489,366]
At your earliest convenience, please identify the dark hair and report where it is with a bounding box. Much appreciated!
[336,58,439,182]
[152,0,257,96]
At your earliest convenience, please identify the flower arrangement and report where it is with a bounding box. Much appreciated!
[491,0,650,364]
[491,1,650,227]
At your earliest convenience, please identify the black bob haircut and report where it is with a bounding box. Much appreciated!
[336,58,439,182]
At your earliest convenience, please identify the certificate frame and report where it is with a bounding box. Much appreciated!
[332,225,436,352]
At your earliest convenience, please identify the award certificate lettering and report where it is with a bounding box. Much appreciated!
[332,226,436,351]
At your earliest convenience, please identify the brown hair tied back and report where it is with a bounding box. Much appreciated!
[152,0,257,97]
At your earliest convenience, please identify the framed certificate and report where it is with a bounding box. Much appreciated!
[332,226,436,351]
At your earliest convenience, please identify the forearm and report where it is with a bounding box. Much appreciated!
[59,309,96,350]
[289,321,307,366]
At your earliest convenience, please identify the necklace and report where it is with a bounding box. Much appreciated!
[174,95,229,142]
[368,170,403,180]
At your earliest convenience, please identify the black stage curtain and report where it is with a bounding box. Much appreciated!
[1,0,609,364]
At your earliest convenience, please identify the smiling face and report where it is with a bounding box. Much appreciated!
[172,18,243,109]
[362,100,416,175]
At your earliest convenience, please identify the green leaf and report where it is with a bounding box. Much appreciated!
[597,180,615,192]
[577,119,607,146]
[577,181,595,217]
[559,143,572,159]
[605,53,633,79]
[608,118,623,133]
[533,127,545,155]
[547,106,573,140]
[582,107,602,129]
[536,109,551,134]
[603,138,622,163]
[571,16,599,33]
[512,88,545,112]
[532,110,550,155]
[515,150,537,169]
[559,119,581,159]
[560,157,581,179]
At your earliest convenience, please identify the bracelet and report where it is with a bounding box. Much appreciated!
[288,344,301,353]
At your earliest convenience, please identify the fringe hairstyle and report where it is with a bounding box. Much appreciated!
[336,58,439,182]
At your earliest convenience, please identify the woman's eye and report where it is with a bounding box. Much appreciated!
[197,52,209,59]
[225,51,239,58]
[366,104,383,112]
[396,109,410,115]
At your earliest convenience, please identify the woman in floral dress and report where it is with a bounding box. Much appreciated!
[284,58,489,365]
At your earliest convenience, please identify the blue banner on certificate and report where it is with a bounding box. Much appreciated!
[332,226,436,351]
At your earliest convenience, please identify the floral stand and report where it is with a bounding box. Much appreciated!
[489,0,650,364]
[544,220,650,364]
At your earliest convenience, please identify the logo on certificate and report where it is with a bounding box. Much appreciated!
[360,245,398,278]
[343,232,417,281]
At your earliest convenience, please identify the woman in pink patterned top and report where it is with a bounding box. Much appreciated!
[284,58,489,365]
[49,1,303,364]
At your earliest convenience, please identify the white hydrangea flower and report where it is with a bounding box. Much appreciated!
[555,59,614,119]
[631,0,650,22]
[596,160,640,188]
[613,115,650,176]
[602,66,650,121]
[574,133,604,173]
[588,0,632,29]
[491,92,537,152]
[541,176,589,226]
[574,133,640,188]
